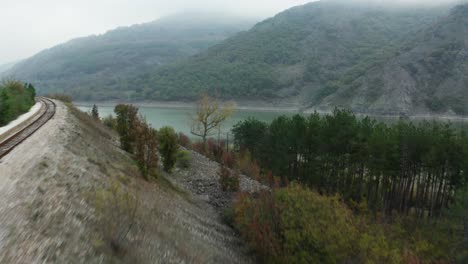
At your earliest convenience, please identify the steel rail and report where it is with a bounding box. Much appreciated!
[0,97,56,160]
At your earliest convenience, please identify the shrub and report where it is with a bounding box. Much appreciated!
[237,151,260,180]
[102,115,117,130]
[222,151,236,169]
[192,141,205,154]
[114,104,139,153]
[234,184,402,263]
[94,181,139,255]
[178,132,191,148]
[134,120,159,179]
[46,93,73,103]
[206,138,224,162]
[158,126,179,172]
[222,206,236,228]
[176,150,191,169]
[218,164,240,192]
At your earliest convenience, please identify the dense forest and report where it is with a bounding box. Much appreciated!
[0,81,36,126]
[132,1,463,115]
[132,1,467,115]
[232,109,468,217]
[229,110,468,262]
[8,1,467,116]
[7,1,467,116]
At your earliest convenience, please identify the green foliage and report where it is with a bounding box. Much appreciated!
[158,126,179,172]
[12,2,449,106]
[10,14,254,101]
[102,115,117,130]
[134,120,159,179]
[232,117,268,157]
[91,104,99,120]
[232,109,468,262]
[232,109,468,219]
[93,181,139,254]
[129,2,442,102]
[175,150,191,169]
[112,104,160,178]
[218,164,240,192]
[114,104,139,153]
[0,80,36,126]
[234,184,402,263]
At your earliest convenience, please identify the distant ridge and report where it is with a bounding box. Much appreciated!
[7,13,256,100]
[9,1,468,115]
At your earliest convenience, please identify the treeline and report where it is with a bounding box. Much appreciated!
[232,109,468,218]
[0,81,36,126]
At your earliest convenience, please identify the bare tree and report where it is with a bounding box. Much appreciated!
[190,95,234,148]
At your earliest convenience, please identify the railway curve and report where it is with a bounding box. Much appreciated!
[0,97,56,160]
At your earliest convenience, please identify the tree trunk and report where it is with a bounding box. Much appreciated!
[464,216,468,246]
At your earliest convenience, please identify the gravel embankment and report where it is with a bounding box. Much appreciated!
[169,149,266,210]
[0,101,254,263]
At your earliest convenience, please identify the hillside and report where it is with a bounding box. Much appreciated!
[0,61,18,73]
[8,1,466,115]
[319,3,468,115]
[0,100,253,263]
[7,13,255,100]
[129,1,451,105]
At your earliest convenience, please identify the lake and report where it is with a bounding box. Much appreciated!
[76,103,297,137]
[76,103,468,137]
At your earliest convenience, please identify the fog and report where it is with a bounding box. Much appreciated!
[0,0,463,65]
[330,0,463,7]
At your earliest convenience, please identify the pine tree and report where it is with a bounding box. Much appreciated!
[91,104,99,120]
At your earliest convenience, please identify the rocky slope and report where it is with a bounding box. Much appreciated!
[319,3,468,115]
[0,101,253,263]
[130,1,453,107]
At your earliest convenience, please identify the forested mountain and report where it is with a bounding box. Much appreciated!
[320,3,468,115]
[127,1,454,108]
[6,13,255,100]
[9,1,467,115]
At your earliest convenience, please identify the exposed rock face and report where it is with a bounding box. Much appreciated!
[169,149,266,210]
[321,3,468,115]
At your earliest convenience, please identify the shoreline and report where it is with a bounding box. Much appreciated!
[73,100,302,113]
[73,101,468,121]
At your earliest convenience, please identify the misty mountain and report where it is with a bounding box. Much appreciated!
[125,1,454,110]
[9,1,467,116]
[0,61,18,74]
[6,13,255,99]
[319,3,468,115]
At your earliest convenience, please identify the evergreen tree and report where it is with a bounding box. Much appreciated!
[91,104,99,120]
[231,110,468,218]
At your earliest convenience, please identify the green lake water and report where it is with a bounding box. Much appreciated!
[76,103,296,137]
[76,103,468,137]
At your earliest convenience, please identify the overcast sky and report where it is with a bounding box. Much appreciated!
[0,0,314,65]
[0,0,462,65]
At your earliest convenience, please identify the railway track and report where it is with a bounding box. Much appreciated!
[0,97,56,160]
